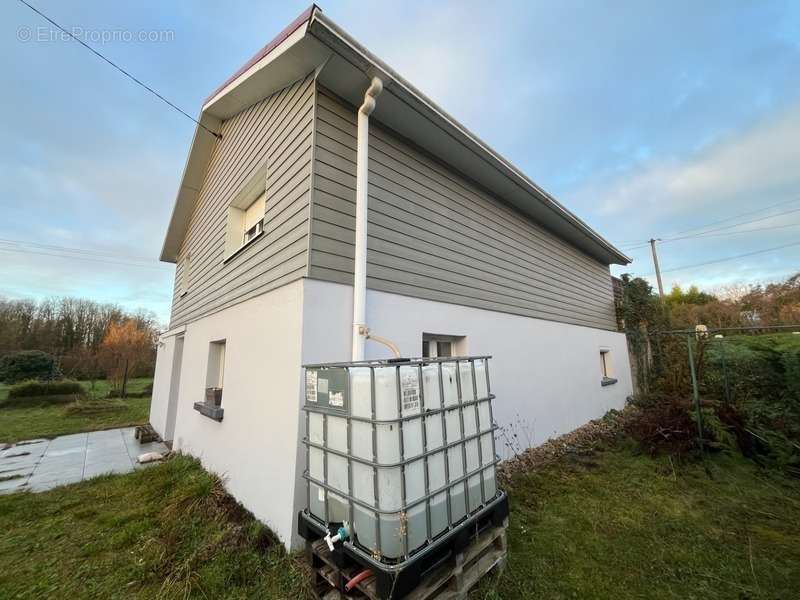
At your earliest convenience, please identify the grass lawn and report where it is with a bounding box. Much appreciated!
[1,445,798,599]
[0,455,308,599]
[0,378,153,444]
[479,447,800,599]
[78,377,154,399]
[0,377,153,403]
[0,397,151,444]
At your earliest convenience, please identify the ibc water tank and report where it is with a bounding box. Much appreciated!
[302,356,499,561]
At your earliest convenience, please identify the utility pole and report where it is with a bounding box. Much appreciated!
[650,238,665,300]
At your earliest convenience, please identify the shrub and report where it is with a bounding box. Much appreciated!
[0,350,59,384]
[7,379,84,399]
[2,379,86,408]
[625,394,699,457]
[701,335,800,472]
[626,392,746,457]
[781,347,800,403]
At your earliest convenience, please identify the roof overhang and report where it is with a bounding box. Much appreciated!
[160,5,630,266]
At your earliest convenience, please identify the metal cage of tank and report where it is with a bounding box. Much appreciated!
[300,356,503,564]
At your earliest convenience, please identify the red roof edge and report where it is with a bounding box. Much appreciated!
[202,5,318,108]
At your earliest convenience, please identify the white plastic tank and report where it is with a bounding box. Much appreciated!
[303,357,498,561]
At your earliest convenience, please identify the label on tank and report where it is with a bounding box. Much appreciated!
[306,368,349,412]
[401,372,420,413]
[306,371,318,403]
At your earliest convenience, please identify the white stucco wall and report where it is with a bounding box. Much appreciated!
[150,277,632,551]
[301,279,633,457]
[157,280,306,546]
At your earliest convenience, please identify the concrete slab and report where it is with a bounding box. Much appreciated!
[47,432,87,445]
[2,440,49,460]
[0,465,33,478]
[0,427,168,493]
[34,462,84,478]
[0,475,28,493]
[85,459,130,470]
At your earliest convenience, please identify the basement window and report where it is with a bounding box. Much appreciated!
[422,334,465,358]
[600,349,617,386]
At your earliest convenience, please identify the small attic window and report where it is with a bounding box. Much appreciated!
[225,191,266,260]
[178,253,190,297]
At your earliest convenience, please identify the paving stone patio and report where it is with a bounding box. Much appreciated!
[0,427,168,494]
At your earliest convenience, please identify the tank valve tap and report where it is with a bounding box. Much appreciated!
[325,522,351,551]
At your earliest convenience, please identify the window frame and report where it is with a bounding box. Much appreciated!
[600,348,617,386]
[223,166,269,263]
[242,218,264,246]
[206,339,227,391]
[195,338,227,422]
[422,333,465,358]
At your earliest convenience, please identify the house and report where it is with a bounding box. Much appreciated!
[150,5,633,550]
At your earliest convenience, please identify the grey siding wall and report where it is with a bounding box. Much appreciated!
[170,75,314,327]
[309,86,618,331]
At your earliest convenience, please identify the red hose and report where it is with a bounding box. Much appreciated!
[345,569,373,591]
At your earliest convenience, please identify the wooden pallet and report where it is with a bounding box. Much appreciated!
[307,520,507,600]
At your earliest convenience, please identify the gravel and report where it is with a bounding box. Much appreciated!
[497,406,638,485]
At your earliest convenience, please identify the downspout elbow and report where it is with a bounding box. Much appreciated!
[359,77,383,116]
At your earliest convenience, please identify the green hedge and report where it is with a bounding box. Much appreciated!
[7,379,86,400]
[0,350,59,384]
[702,334,800,471]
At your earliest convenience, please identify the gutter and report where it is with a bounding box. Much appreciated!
[308,11,630,266]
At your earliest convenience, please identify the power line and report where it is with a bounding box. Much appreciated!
[664,206,800,241]
[614,197,800,249]
[618,241,653,251]
[661,221,800,244]
[618,207,800,250]
[619,216,800,251]
[0,238,156,263]
[0,247,170,270]
[667,197,800,238]
[636,240,800,276]
[16,0,220,140]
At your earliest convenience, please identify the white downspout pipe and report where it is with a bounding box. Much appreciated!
[352,76,383,361]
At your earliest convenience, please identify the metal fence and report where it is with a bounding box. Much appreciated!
[646,324,800,447]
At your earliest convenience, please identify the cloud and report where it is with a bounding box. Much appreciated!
[0,110,179,324]
[586,102,800,222]
[330,1,501,118]
[580,102,800,290]
[3,0,799,321]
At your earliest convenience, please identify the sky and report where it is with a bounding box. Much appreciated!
[1,0,799,325]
